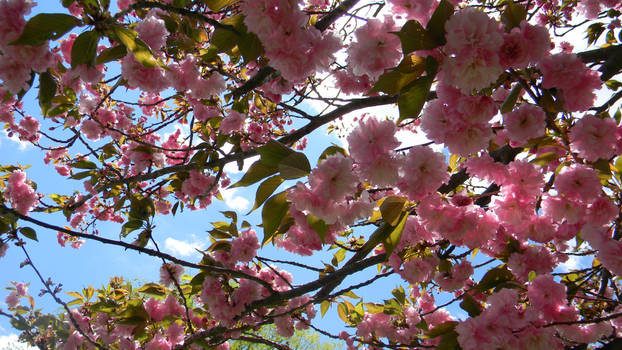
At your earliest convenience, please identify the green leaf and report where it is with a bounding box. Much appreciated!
[398,76,432,122]
[120,219,143,238]
[206,15,244,56]
[238,31,264,63]
[475,265,515,291]
[307,214,328,243]
[528,270,537,282]
[320,300,330,317]
[204,0,239,11]
[73,160,97,169]
[393,20,437,55]
[392,286,406,304]
[96,45,127,65]
[231,160,278,188]
[137,283,167,296]
[48,103,74,117]
[257,140,294,168]
[459,293,482,317]
[500,84,522,114]
[38,71,57,115]
[71,31,99,68]
[261,191,289,245]
[10,14,79,46]
[111,26,159,68]
[278,151,311,179]
[380,196,407,226]
[70,170,93,180]
[425,0,454,46]
[501,0,527,30]
[369,62,425,96]
[19,227,38,241]
[382,212,409,257]
[427,321,459,338]
[317,145,347,165]
[438,330,460,350]
[531,152,559,166]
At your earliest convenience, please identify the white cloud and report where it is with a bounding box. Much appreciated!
[164,237,205,258]
[224,155,259,174]
[0,334,36,350]
[220,187,250,211]
[1,131,29,151]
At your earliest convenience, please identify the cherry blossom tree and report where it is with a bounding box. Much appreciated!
[2,0,622,349]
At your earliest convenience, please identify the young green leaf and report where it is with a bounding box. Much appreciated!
[10,14,79,46]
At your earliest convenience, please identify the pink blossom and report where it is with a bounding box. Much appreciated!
[443,8,503,92]
[189,72,226,100]
[347,116,400,186]
[5,170,38,215]
[144,298,166,322]
[145,333,171,350]
[527,274,567,320]
[220,110,245,134]
[586,196,617,227]
[507,245,555,281]
[159,263,184,286]
[121,55,169,93]
[503,104,546,146]
[347,16,401,79]
[397,146,449,201]
[539,54,602,112]
[598,239,622,277]
[554,164,601,203]
[388,0,435,24]
[230,229,259,263]
[68,2,83,16]
[136,11,169,52]
[181,170,214,198]
[81,119,104,141]
[569,115,617,162]
[309,154,358,200]
[520,21,552,63]
[5,292,19,308]
[333,68,373,95]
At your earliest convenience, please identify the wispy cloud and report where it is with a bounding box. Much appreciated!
[164,237,205,258]
[220,187,250,211]
[0,334,36,349]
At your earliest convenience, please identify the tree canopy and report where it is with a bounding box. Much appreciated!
[2,0,622,349]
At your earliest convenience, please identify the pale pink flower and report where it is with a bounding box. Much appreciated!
[347,16,401,79]
[230,229,259,263]
[5,170,38,215]
[388,0,435,24]
[539,54,602,112]
[145,333,171,350]
[554,164,601,203]
[181,170,214,198]
[5,292,19,308]
[159,263,184,286]
[121,55,169,93]
[144,298,166,322]
[347,116,400,185]
[569,115,617,162]
[503,104,546,146]
[136,11,169,52]
[398,146,448,201]
[220,110,245,134]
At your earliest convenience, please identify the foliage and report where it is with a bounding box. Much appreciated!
[0,0,622,349]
